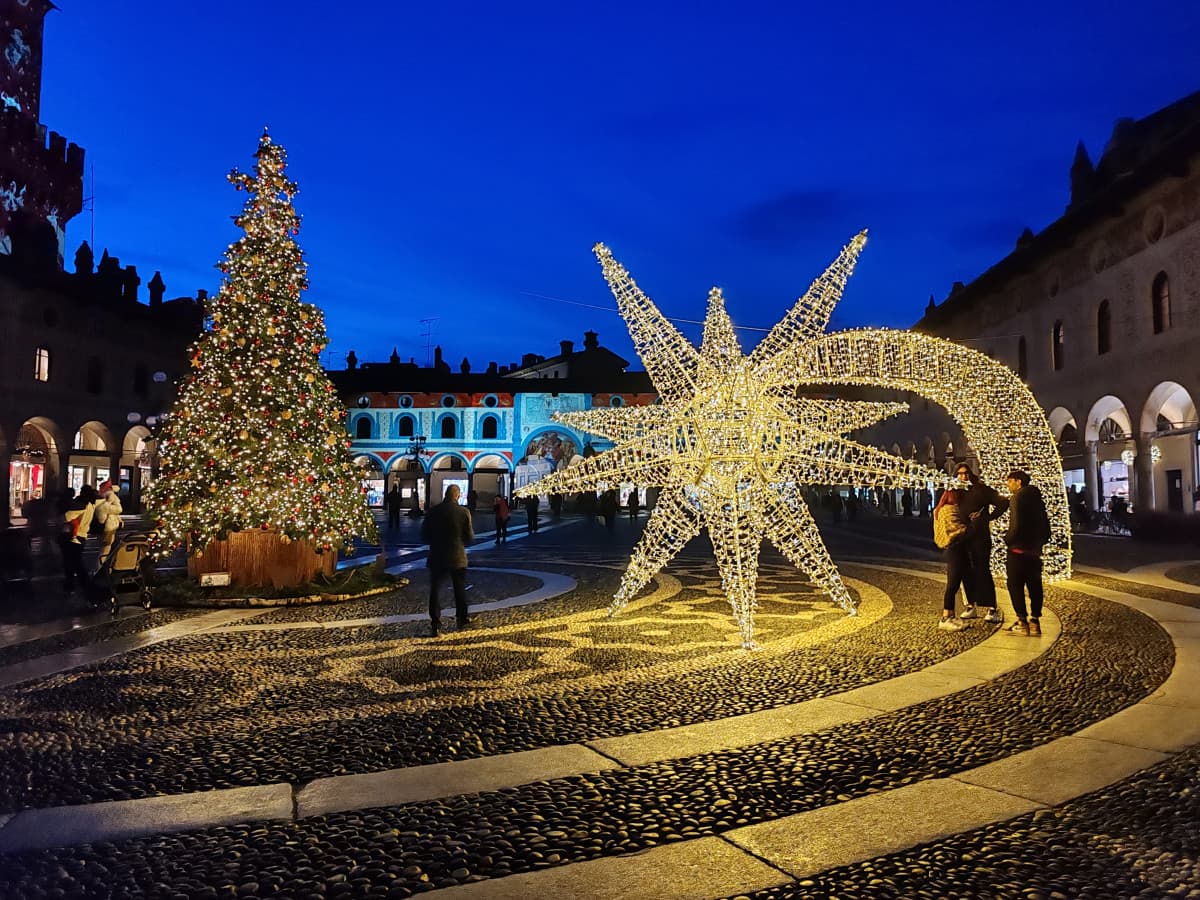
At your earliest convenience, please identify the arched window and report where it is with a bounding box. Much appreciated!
[1017,336,1028,378]
[397,415,414,438]
[1051,321,1065,371]
[1059,423,1079,445]
[440,416,457,439]
[355,417,373,439]
[86,357,104,394]
[1152,272,1170,334]
[1097,301,1111,355]
[481,415,498,439]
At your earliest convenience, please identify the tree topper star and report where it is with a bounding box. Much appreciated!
[516,233,941,648]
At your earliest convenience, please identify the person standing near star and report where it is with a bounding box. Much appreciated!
[421,484,474,636]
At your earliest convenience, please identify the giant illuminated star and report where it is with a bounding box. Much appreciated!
[516,233,944,648]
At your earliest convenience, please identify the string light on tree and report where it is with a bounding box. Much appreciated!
[147,130,377,564]
[517,233,1071,648]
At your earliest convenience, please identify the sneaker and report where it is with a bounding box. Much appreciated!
[1028,618,1042,637]
[1010,620,1029,636]
[938,617,966,631]
[984,608,1004,624]
[959,605,979,620]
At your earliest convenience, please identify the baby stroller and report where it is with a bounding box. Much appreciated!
[90,531,154,614]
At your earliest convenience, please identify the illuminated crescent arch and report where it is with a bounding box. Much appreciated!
[784,328,1072,581]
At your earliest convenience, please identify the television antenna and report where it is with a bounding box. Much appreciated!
[420,317,439,367]
[82,162,96,252]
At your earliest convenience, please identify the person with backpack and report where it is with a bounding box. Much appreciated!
[1004,469,1051,636]
[61,485,99,596]
[932,488,973,631]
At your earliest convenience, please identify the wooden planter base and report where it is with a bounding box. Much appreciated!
[188,530,336,588]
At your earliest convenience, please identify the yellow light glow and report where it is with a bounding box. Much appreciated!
[517,234,1071,648]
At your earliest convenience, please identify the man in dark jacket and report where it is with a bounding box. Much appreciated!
[421,484,474,636]
[955,464,1008,623]
[385,485,403,529]
[1004,470,1050,637]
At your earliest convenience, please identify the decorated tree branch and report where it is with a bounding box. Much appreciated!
[147,130,376,585]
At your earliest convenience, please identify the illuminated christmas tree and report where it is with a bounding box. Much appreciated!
[147,130,377,584]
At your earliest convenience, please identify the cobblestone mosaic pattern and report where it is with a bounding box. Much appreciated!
[726,743,1200,900]
[244,570,542,624]
[0,588,1171,897]
[0,553,988,812]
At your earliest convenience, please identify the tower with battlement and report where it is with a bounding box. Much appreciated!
[0,0,84,262]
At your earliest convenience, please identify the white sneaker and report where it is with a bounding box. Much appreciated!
[938,618,966,631]
[959,605,979,620]
[984,608,1004,624]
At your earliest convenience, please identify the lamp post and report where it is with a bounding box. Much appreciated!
[407,435,429,513]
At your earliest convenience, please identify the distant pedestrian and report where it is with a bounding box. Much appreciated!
[901,489,913,517]
[956,464,1008,624]
[385,485,403,529]
[61,485,99,597]
[845,492,858,522]
[1005,470,1051,637]
[628,488,641,520]
[421,484,474,636]
[493,494,511,545]
[933,489,972,631]
[524,494,540,534]
[600,489,618,530]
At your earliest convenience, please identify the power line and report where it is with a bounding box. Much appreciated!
[518,289,772,333]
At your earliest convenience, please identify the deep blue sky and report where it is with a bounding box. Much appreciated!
[40,2,1200,371]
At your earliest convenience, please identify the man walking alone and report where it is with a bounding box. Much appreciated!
[421,484,474,636]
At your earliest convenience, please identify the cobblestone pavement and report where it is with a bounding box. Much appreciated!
[0,512,1195,898]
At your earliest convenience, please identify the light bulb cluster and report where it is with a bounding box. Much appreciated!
[146,131,378,557]
[780,327,1073,582]
[517,234,1071,647]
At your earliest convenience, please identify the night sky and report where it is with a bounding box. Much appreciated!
[39,2,1200,371]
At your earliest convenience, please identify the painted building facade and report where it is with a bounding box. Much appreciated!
[333,335,656,509]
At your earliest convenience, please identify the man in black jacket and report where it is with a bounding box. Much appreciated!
[421,484,474,636]
[955,464,1007,623]
[1004,470,1051,637]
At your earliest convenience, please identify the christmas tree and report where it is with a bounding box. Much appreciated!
[147,130,377,579]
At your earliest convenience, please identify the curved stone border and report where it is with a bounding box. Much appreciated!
[1075,559,1200,595]
[204,567,578,633]
[415,572,1197,899]
[159,582,403,609]
[0,568,1051,853]
[0,609,269,690]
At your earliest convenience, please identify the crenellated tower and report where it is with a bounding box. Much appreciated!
[0,0,84,262]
